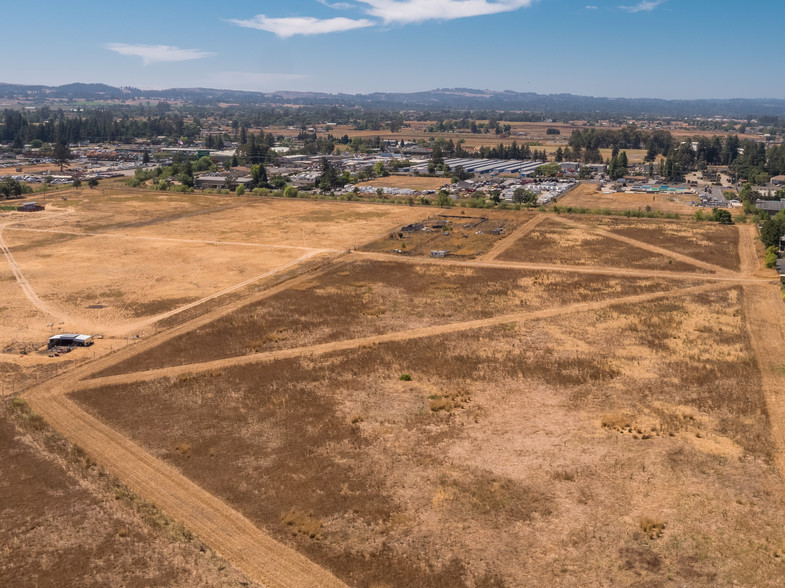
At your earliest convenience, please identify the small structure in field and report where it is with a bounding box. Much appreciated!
[430,250,449,258]
[47,334,94,349]
[17,202,44,212]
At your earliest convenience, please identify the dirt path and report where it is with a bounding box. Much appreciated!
[0,221,91,328]
[743,283,785,479]
[352,251,769,284]
[548,215,735,275]
[25,376,346,588]
[76,282,723,391]
[738,223,762,276]
[478,214,546,261]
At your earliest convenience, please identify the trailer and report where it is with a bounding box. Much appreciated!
[47,334,94,349]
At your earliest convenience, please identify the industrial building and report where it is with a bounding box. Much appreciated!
[409,158,545,176]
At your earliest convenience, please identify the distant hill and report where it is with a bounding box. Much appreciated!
[1,82,785,117]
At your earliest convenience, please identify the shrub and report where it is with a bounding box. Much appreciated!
[399,373,412,381]
[639,517,666,539]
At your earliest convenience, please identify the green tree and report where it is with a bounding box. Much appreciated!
[712,208,733,224]
[53,139,72,172]
[436,190,452,207]
[250,163,268,188]
[761,214,785,248]
[318,158,341,191]
[283,185,298,198]
[87,178,99,189]
[235,184,245,196]
[513,188,537,205]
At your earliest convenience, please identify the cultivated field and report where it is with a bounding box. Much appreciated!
[6,183,785,587]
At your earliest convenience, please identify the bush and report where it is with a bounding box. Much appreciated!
[235,184,245,196]
[283,185,298,198]
[399,374,412,381]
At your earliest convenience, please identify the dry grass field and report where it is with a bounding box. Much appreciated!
[95,259,694,376]
[556,183,699,214]
[496,215,740,273]
[575,216,741,272]
[0,183,425,343]
[7,182,785,587]
[0,398,256,587]
[71,285,785,587]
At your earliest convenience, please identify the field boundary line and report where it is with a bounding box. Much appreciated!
[76,282,723,390]
[6,226,339,253]
[547,214,735,275]
[478,214,546,261]
[351,251,769,284]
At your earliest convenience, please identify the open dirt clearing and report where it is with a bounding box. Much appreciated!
[71,285,785,587]
[556,183,699,214]
[362,210,528,259]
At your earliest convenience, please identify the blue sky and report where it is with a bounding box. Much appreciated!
[3,0,782,99]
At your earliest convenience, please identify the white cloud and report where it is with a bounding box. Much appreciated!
[227,14,374,37]
[105,43,213,65]
[316,0,355,9]
[209,71,308,91]
[585,5,598,9]
[355,0,535,24]
[620,0,665,13]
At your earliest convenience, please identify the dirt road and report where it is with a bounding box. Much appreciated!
[743,283,785,478]
[352,251,769,284]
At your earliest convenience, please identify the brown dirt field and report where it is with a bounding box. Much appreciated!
[3,229,309,332]
[0,399,256,587]
[71,285,785,587]
[362,210,528,258]
[495,217,705,273]
[556,183,699,214]
[572,215,742,272]
[1,187,424,337]
[95,259,697,376]
[355,176,450,191]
